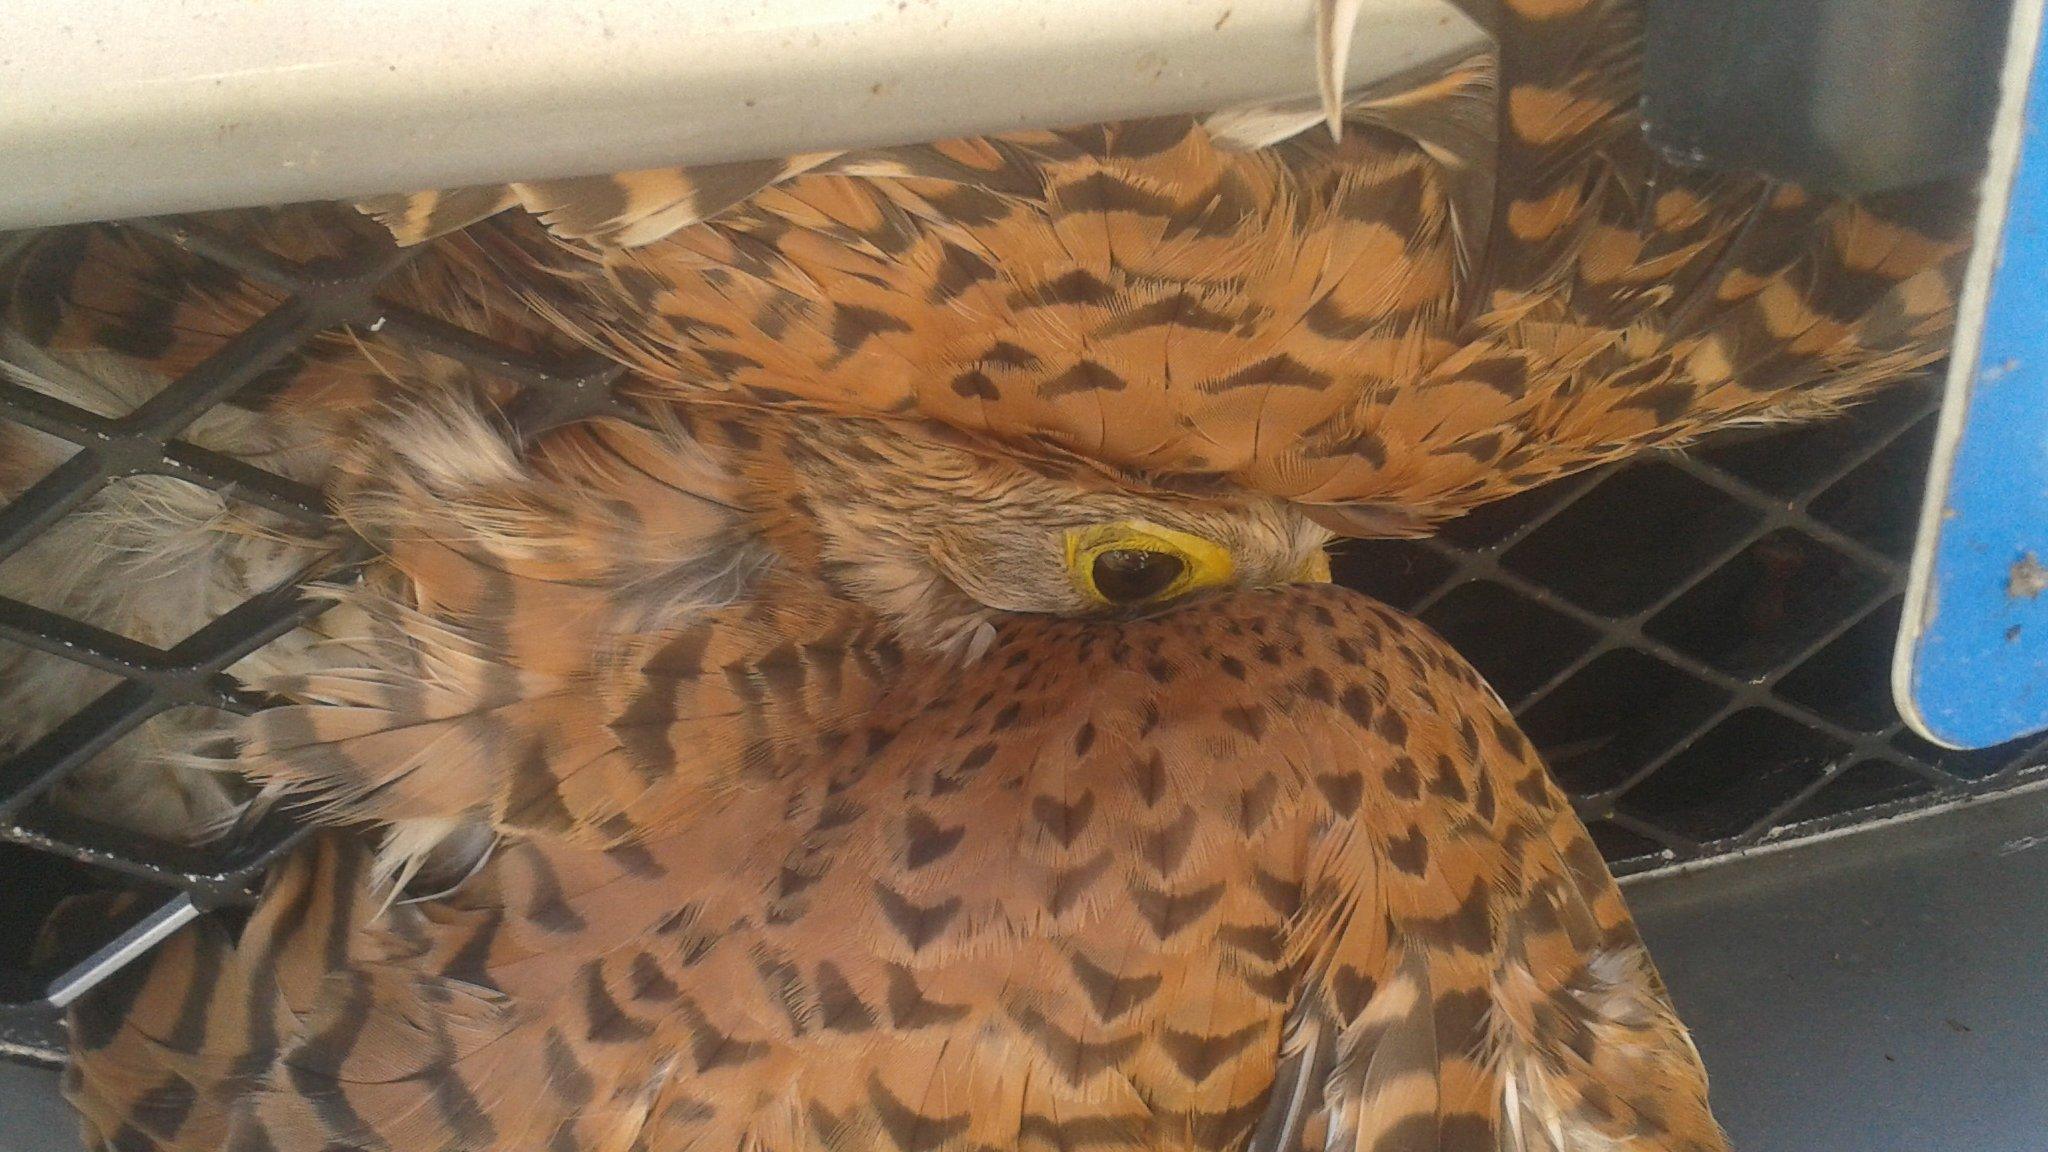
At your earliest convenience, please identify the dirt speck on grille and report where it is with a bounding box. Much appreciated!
[2008,552,2048,600]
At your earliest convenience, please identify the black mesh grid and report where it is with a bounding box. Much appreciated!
[0,216,628,1063]
[1333,384,2048,873]
[1,215,2044,1066]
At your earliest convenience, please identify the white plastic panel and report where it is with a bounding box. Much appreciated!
[0,0,1484,229]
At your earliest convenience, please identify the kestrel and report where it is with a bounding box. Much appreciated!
[1,2,1973,1151]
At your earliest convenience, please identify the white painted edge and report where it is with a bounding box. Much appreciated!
[1618,773,2048,886]
[1891,0,2048,750]
[0,0,1485,230]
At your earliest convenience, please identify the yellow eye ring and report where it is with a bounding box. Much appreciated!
[1064,522,1235,607]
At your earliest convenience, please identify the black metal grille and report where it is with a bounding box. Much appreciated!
[0,216,626,1064]
[1333,383,2048,875]
[1,214,2043,1067]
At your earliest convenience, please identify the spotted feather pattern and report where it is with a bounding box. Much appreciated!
[11,3,1978,1150]
[43,354,1728,1150]
[349,0,1968,534]
[68,587,1723,1152]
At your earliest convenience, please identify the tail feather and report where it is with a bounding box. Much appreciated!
[64,833,699,1152]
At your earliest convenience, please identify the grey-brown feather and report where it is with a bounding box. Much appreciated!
[0,338,339,842]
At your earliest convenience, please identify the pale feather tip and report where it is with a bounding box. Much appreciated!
[1315,0,1366,141]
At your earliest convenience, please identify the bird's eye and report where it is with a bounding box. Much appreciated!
[1064,521,1233,609]
[1091,548,1187,604]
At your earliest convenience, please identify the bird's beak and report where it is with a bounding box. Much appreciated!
[1294,548,1332,584]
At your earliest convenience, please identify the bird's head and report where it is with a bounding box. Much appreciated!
[714,408,1334,658]
[329,387,1346,669]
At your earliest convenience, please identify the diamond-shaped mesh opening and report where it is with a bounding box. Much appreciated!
[1416,581,1599,702]
[1776,599,1909,734]
[1329,538,1456,609]
[1501,462,1762,616]
[1779,759,1938,825]
[1,210,2045,1067]
[1646,528,1891,679]
[24,706,253,849]
[1520,648,1730,796]
[1436,482,1586,549]
[1809,414,1940,559]
[1585,819,1669,862]
[0,844,166,1007]
[0,475,321,647]
[1615,708,1854,843]
[0,215,632,1061]
[1892,729,2021,782]
[1,419,77,485]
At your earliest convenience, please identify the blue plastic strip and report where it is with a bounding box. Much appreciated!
[1897,0,2048,749]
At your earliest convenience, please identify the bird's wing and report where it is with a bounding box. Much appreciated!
[5,208,346,389]
[9,4,1966,539]
[344,0,1969,530]
[357,141,1068,250]
[2,205,582,422]
[62,832,631,1152]
[352,101,1495,503]
[1286,0,1972,519]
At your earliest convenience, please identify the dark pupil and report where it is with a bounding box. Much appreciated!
[1092,549,1186,604]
